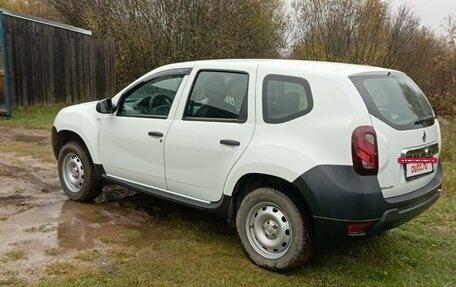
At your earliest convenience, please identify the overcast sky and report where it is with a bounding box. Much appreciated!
[389,0,455,34]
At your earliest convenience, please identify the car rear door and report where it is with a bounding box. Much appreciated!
[164,63,257,202]
[350,73,441,198]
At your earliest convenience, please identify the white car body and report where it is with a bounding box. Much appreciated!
[53,59,443,269]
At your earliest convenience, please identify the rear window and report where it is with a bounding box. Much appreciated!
[263,75,313,123]
[350,74,434,130]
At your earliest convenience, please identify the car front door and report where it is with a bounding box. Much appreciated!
[98,70,190,190]
[164,64,257,202]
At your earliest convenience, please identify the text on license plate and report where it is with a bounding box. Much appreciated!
[406,163,434,178]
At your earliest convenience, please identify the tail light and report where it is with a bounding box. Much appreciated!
[352,126,378,175]
[348,222,374,236]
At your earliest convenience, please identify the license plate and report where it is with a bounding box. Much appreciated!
[405,163,434,179]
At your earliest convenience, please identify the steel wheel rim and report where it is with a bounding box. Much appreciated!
[245,202,292,259]
[62,153,84,193]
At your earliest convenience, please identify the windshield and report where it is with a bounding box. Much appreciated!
[350,74,434,130]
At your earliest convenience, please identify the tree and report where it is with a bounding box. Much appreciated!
[2,0,455,115]
[49,0,287,88]
[290,0,455,116]
[0,0,60,20]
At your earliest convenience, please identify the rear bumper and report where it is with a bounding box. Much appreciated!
[293,163,442,239]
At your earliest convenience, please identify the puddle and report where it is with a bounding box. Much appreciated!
[0,194,161,252]
[0,126,228,283]
[0,126,161,281]
[57,198,156,249]
[0,196,65,255]
[0,192,164,281]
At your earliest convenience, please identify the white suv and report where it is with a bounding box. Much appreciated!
[52,59,443,271]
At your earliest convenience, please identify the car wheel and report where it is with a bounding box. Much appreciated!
[236,187,314,271]
[58,142,102,202]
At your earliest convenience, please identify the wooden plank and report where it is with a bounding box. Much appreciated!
[64,38,72,104]
[56,36,65,103]
[5,34,15,107]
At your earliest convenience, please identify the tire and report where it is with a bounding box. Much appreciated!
[236,187,314,271]
[58,142,102,202]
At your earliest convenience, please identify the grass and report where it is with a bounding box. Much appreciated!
[0,107,454,286]
[0,140,55,163]
[2,249,26,262]
[37,218,455,287]
[0,104,67,129]
[46,262,75,276]
[97,229,143,246]
[45,248,62,257]
[124,229,142,240]
[0,270,26,287]
[74,250,101,262]
[110,246,137,265]
[99,236,115,244]
[24,224,57,234]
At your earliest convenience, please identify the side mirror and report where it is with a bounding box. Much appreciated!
[96,98,115,114]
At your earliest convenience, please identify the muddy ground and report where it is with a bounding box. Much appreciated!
[0,126,205,285]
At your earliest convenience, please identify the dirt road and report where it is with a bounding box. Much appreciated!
[0,126,176,284]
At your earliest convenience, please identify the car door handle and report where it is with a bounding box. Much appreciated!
[148,131,164,137]
[220,139,240,146]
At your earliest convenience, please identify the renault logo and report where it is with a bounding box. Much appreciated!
[422,131,427,143]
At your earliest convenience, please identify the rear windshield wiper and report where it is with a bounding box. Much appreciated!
[414,116,435,125]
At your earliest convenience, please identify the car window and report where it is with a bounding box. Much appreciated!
[118,74,184,118]
[184,71,248,121]
[350,74,434,130]
[263,75,313,123]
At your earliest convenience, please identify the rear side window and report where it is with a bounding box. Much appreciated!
[350,74,434,130]
[263,75,313,123]
[184,71,248,122]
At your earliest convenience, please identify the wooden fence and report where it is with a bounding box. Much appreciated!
[3,13,115,108]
